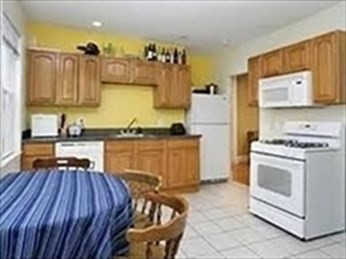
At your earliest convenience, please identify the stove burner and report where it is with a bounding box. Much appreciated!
[261,139,329,148]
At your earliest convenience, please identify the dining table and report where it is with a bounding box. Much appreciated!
[0,169,133,259]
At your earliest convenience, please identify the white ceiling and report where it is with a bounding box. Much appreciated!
[20,0,341,52]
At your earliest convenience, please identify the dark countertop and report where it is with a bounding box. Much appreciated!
[22,128,201,143]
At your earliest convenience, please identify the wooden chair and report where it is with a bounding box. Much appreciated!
[125,192,189,259]
[117,170,162,229]
[33,157,92,170]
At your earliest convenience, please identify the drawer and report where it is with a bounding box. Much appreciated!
[23,143,54,156]
[167,139,199,149]
[137,139,164,151]
[105,140,136,152]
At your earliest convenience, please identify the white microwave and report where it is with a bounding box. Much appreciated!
[31,114,59,137]
[259,71,313,108]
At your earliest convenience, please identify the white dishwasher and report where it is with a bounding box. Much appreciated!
[55,141,104,171]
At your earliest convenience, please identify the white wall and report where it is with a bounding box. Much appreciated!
[215,1,346,137]
[1,0,26,176]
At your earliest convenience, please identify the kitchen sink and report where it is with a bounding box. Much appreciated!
[109,133,156,139]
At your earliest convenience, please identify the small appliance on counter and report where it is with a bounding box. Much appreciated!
[170,123,186,135]
[31,114,59,137]
[68,124,83,137]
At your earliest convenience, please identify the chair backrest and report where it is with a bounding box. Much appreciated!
[118,169,162,211]
[33,157,91,170]
[126,192,189,259]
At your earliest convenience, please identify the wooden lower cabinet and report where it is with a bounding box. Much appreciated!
[105,140,136,173]
[22,143,55,170]
[166,139,200,191]
[136,140,166,187]
[104,138,200,192]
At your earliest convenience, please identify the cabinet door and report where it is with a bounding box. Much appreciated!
[166,139,199,189]
[105,141,136,173]
[106,153,136,174]
[131,60,157,85]
[283,41,311,73]
[22,143,55,170]
[247,56,262,106]
[311,31,343,104]
[27,50,57,105]
[154,64,173,108]
[261,49,283,77]
[136,140,166,187]
[101,57,131,84]
[56,54,79,105]
[79,55,100,106]
[173,65,191,108]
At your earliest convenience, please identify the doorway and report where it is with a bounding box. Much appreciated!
[231,73,259,185]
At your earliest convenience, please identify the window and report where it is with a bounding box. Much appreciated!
[1,14,21,164]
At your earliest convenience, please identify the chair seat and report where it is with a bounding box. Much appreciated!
[134,212,152,229]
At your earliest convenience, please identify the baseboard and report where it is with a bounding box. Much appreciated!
[232,155,249,165]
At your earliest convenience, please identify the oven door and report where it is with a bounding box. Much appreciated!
[250,152,305,218]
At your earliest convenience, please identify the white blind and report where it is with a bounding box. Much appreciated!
[1,14,21,162]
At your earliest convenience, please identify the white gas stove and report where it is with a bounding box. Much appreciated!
[249,121,345,240]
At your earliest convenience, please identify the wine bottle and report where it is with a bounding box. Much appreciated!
[161,48,166,62]
[165,50,170,63]
[152,44,157,61]
[182,49,187,65]
[148,43,153,60]
[170,48,174,64]
[173,48,178,64]
[144,45,148,59]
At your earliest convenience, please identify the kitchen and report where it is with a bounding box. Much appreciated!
[1,1,346,258]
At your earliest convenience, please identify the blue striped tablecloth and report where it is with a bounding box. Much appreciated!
[0,170,133,259]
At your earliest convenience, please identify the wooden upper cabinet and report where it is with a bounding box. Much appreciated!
[27,50,57,105]
[56,54,79,105]
[131,60,157,85]
[154,63,174,108]
[78,55,100,106]
[101,57,131,84]
[283,40,311,73]
[166,139,199,190]
[311,31,346,104]
[174,65,191,108]
[154,64,191,109]
[247,56,262,106]
[261,49,283,77]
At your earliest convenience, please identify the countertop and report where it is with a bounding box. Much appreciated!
[22,128,201,143]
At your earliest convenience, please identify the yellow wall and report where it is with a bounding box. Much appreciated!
[26,22,215,128]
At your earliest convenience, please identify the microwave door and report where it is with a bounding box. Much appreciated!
[259,84,291,108]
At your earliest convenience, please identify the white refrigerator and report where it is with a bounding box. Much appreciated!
[187,94,230,181]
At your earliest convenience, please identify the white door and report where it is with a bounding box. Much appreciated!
[250,152,305,217]
[190,95,229,124]
[191,125,230,181]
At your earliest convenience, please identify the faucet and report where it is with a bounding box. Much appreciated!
[123,117,137,134]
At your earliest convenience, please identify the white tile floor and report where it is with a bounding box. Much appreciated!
[177,181,346,259]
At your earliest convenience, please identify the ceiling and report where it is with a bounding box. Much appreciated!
[20,0,341,52]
